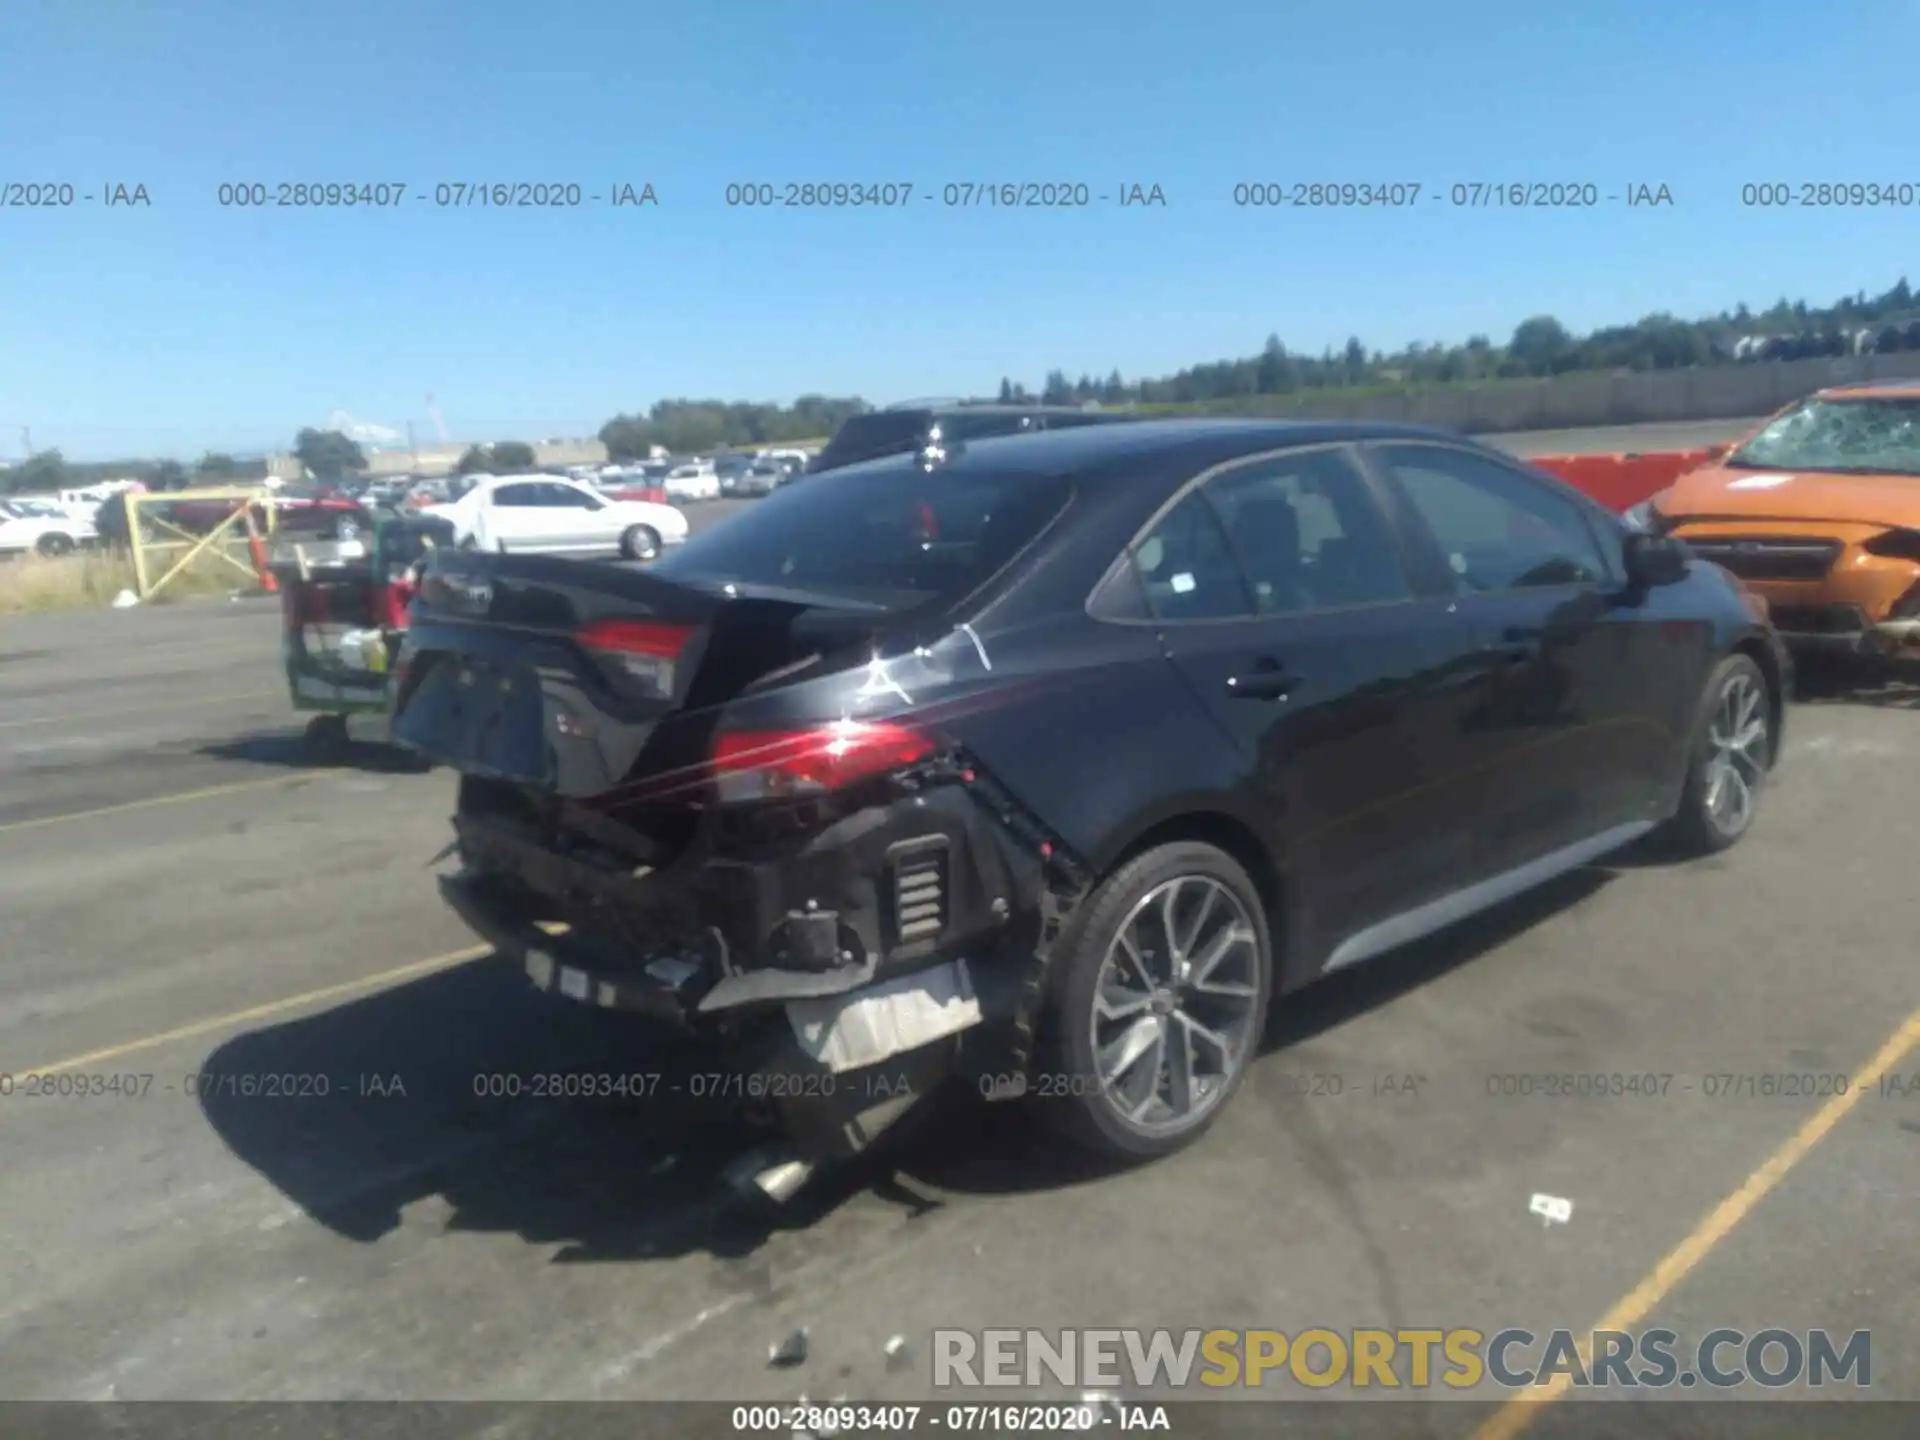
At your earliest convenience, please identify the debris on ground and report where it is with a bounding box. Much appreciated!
[649,1154,677,1176]
[1529,1192,1574,1225]
[884,1334,910,1372]
[768,1326,810,1367]
[111,589,140,608]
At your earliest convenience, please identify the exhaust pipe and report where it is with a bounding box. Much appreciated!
[723,1146,817,1205]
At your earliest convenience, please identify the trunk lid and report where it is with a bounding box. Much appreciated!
[392,550,890,798]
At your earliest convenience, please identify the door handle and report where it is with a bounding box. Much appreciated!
[1226,656,1297,700]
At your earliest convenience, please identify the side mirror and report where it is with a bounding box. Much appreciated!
[1622,531,1688,590]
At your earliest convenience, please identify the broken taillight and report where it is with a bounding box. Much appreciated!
[577,618,696,701]
[709,720,934,803]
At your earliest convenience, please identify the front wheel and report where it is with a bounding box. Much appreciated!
[620,524,662,561]
[1036,842,1273,1160]
[1661,653,1774,855]
[35,533,75,558]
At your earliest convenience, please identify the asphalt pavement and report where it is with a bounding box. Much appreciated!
[0,416,1914,1434]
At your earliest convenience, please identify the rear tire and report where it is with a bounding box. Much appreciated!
[620,524,662,561]
[1036,841,1273,1160]
[35,533,75,558]
[1661,653,1773,856]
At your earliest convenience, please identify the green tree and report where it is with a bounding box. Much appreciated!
[150,459,189,491]
[292,428,367,483]
[1255,334,1297,394]
[196,452,238,478]
[490,440,536,471]
[453,444,493,476]
[1,449,66,495]
[1509,315,1574,376]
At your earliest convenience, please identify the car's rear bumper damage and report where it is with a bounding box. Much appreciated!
[436,762,1089,1188]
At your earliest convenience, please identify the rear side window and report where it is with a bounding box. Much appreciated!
[1130,492,1251,621]
[811,411,933,470]
[652,462,1071,611]
[1202,448,1410,613]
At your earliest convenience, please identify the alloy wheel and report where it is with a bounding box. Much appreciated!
[1089,875,1262,1135]
[1702,670,1769,838]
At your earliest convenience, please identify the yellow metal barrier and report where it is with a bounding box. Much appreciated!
[122,487,279,600]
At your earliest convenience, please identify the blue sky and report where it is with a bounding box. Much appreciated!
[3,0,1914,461]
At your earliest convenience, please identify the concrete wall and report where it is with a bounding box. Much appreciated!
[1206,351,1920,433]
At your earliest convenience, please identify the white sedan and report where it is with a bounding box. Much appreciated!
[0,497,96,558]
[661,463,722,502]
[433,476,688,560]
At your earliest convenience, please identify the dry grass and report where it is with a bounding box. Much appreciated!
[0,547,257,615]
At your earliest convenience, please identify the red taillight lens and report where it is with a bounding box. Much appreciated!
[577,618,696,701]
[710,720,934,802]
[381,581,414,632]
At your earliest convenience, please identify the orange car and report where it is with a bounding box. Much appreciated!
[1632,380,1920,655]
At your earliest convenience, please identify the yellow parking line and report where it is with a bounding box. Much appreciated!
[0,689,286,729]
[1472,1004,1920,1440]
[12,943,493,1081]
[0,773,314,835]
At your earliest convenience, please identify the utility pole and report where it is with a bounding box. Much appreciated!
[20,426,30,459]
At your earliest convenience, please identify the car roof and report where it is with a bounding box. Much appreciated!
[835,416,1494,478]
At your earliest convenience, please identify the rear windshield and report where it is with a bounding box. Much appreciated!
[651,461,1072,610]
[811,411,933,470]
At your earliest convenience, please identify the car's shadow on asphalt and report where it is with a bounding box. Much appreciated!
[196,954,815,1262]
[198,869,1618,1256]
[199,731,434,774]
[1791,654,1920,710]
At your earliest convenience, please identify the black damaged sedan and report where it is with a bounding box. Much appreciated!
[392,419,1788,1197]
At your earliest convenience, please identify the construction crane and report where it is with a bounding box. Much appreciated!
[425,394,450,444]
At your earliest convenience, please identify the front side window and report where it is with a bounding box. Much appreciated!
[544,483,600,509]
[491,483,539,508]
[1374,445,1611,592]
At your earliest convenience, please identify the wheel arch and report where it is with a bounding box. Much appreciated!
[1730,632,1785,767]
[1091,801,1286,942]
